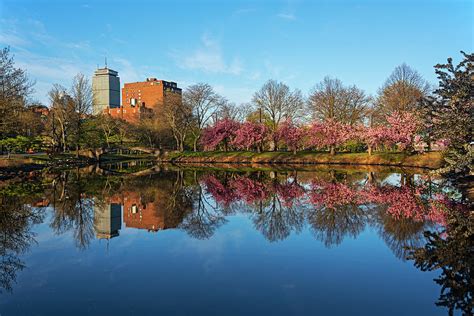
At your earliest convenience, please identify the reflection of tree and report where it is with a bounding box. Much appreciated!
[306,179,366,247]
[252,194,305,242]
[0,183,44,292]
[407,208,473,315]
[48,172,95,250]
[180,174,226,239]
[307,204,366,248]
[372,205,427,260]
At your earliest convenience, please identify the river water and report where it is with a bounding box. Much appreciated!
[0,163,471,315]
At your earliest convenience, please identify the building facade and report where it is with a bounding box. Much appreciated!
[104,77,182,123]
[92,67,121,115]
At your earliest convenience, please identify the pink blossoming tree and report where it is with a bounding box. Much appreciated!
[308,119,352,155]
[232,121,268,152]
[200,118,240,151]
[276,120,307,154]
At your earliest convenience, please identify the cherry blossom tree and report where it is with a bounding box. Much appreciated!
[308,119,352,155]
[357,125,389,155]
[232,121,268,152]
[276,120,307,154]
[200,118,240,151]
[385,111,421,151]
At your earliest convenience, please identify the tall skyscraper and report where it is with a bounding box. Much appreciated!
[92,67,120,115]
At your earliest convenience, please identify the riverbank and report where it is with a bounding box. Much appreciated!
[0,152,155,180]
[165,151,444,169]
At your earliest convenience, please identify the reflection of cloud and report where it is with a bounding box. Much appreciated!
[177,34,243,75]
[172,219,245,274]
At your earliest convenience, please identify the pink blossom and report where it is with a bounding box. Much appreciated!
[275,120,307,153]
[232,121,268,151]
[308,119,352,151]
[201,118,241,151]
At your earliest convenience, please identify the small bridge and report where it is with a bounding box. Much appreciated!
[77,147,161,160]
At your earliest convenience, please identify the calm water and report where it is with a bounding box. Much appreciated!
[0,163,471,316]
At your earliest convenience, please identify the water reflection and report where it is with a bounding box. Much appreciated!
[4,168,457,248]
[0,165,471,314]
[0,182,44,292]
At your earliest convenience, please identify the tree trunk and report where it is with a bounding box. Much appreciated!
[330,145,335,155]
[193,137,198,152]
[174,136,180,151]
[368,145,372,156]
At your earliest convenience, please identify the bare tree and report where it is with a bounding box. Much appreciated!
[308,76,370,125]
[48,84,75,152]
[252,80,304,150]
[97,114,119,148]
[70,73,93,155]
[216,101,245,122]
[377,63,430,115]
[162,92,194,151]
[183,83,222,151]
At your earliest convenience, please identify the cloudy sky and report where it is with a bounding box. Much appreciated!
[0,0,472,105]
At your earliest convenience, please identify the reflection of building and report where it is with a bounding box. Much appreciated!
[111,191,166,232]
[92,67,121,115]
[107,189,188,232]
[94,201,122,239]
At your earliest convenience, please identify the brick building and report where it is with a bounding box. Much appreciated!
[104,77,182,123]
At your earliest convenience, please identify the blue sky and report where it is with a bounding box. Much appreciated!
[0,0,472,105]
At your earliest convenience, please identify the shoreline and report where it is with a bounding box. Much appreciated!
[162,151,444,170]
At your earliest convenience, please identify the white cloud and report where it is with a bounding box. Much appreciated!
[277,13,296,21]
[112,57,145,84]
[232,8,256,16]
[213,84,254,104]
[179,34,243,75]
[0,33,29,47]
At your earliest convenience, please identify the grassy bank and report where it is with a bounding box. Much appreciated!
[165,151,444,169]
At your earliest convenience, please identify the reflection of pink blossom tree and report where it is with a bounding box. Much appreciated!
[308,180,360,208]
[273,179,306,207]
[231,176,270,204]
[201,172,453,232]
[201,175,237,207]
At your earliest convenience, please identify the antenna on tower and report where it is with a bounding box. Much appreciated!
[105,57,108,68]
